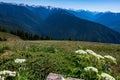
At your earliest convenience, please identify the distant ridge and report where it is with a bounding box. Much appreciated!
[67,9,120,33]
[0,2,120,44]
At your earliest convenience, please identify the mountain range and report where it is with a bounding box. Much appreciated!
[68,10,120,33]
[0,2,120,44]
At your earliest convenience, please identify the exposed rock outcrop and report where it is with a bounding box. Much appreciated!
[46,73,65,80]
[46,73,83,80]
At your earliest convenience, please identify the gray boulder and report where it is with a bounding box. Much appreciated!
[46,73,65,80]
[66,78,83,80]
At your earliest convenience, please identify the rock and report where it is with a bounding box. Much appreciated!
[66,78,84,80]
[2,52,11,56]
[46,73,65,80]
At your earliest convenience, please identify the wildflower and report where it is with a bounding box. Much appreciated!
[14,58,26,63]
[0,70,16,77]
[0,76,5,80]
[84,66,98,73]
[75,50,87,54]
[96,54,104,59]
[104,55,116,63]
[86,49,104,59]
[86,49,97,56]
[101,73,115,80]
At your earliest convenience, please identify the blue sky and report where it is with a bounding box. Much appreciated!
[0,0,120,12]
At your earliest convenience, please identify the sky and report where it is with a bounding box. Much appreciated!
[0,0,120,12]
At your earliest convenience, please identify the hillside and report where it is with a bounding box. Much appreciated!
[0,32,21,41]
[0,2,42,34]
[42,10,120,43]
[0,41,120,80]
[95,12,120,32]
[67,10,120,33]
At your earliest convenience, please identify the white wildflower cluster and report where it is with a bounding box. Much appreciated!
[0,58,26,80]
[101,73,115,80]
[86,49,104,59]
[75,49,104,59]
[86,49,96,55]
[0,70,16,80]
[14,58,26,63]
[75,49,116,61]
[0,76,5,80]
[75,49,116,79]
[84,67,116,80]
[0,70,16,77]
[75,50,87,54]
[96,54,104,59]
[84,66,98,73]
[104,55,116,63]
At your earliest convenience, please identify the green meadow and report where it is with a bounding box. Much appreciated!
[0,41,120,80]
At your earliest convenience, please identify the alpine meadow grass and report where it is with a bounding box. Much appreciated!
[0,41,120,80]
